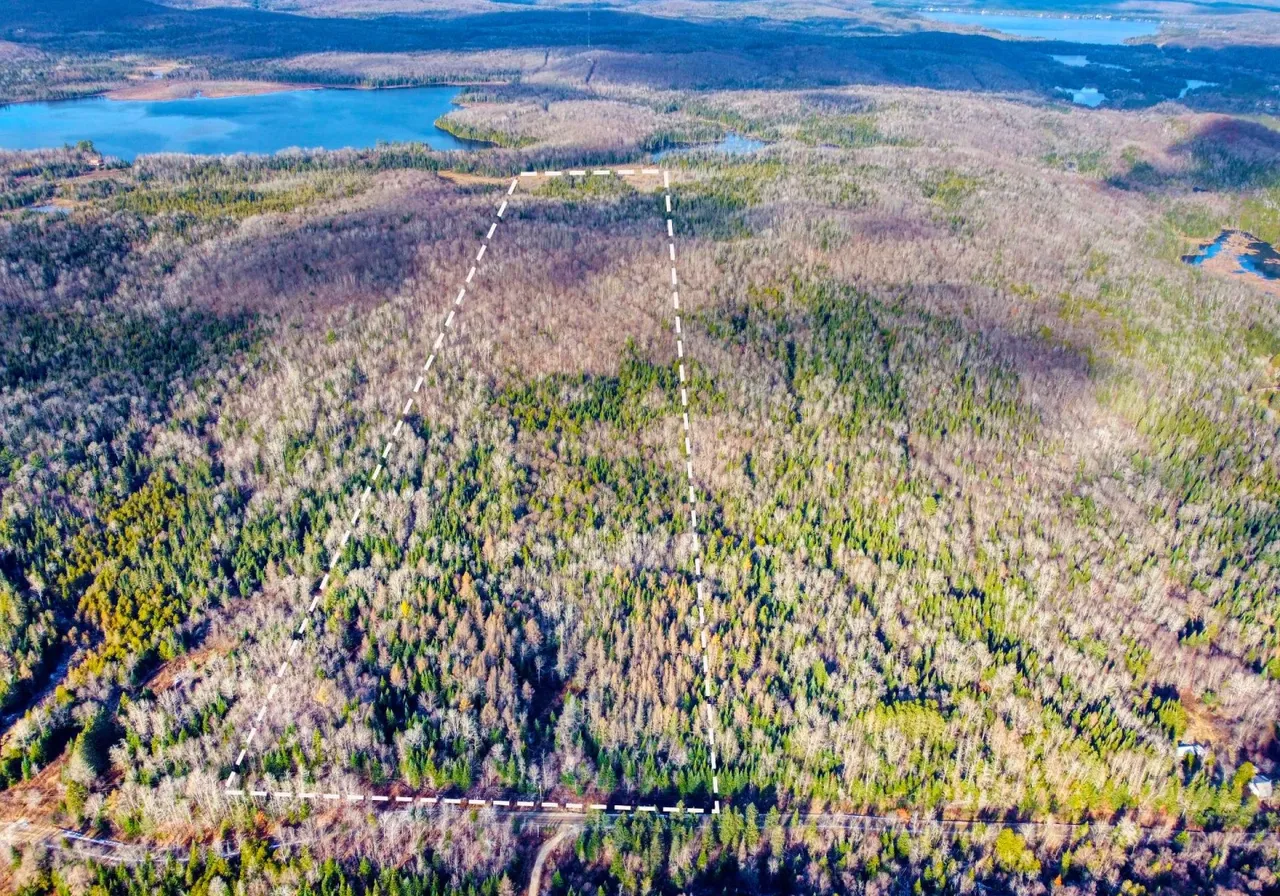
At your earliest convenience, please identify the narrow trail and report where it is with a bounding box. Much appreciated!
[528,828,576,896]
[0,804,1224,878]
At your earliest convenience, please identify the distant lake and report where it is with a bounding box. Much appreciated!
[1058,86,1107,107]
[1050,54,1130,71]
[0,86,479,161]
[1179,79,1216,99]
[922,12,1159,45]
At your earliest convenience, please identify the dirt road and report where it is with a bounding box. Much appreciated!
[528,827,577,896]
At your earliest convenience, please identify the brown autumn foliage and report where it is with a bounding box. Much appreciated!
[2,76,1280,893]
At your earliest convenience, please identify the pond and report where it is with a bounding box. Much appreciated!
[1050,54,1130,71]
[0,86,478,161]
[1179,79,1217,99]
[653,133,767,161]
[1184,229,1280,283]
[1058,87,1107,108]
[922,12,1159,45]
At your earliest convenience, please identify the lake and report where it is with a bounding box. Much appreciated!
[1050,54,1130,71]
[922,12,1159,45]
[0,86,478,161]
[1179,79,1216,99]
[1058,87,1107,108]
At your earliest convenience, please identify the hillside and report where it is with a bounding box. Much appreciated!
[0,23,1279,896]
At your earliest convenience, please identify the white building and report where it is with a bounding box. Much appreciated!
[1249,774,1273,801]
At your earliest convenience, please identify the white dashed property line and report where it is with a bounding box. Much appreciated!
[517,165,726,815]
[518,167,661,180]
[223,788,704,817]
[226,165,725,820]
[660,169,725,816]
[224,177,520,785]
[517,166,725,814]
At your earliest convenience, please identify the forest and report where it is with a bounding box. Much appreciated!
[0,29,1279,895]
[3,0,1280,111]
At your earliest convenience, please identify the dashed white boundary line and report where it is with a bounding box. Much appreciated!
[520,166,726,813]
[223,176,520,791]
[219,788,705,816]
[226,166,726,818]
[656,169,724,816]
[26,167,1211,839]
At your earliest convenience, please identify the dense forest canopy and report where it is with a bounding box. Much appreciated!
[1,0,1280,891]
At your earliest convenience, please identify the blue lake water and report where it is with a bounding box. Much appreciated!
[1239,252,1276,278]
[1058,87,1107,107]
[1186,231,1231,264]
[0,86,477,161]
[1050,54,1130,71]
[653,133,767,161]
[1179,79,1216,99]
[1184,230,1280,281]
[923,12,1159,44]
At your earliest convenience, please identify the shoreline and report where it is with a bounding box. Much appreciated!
[101,78,509,103]
[104,79,320,101]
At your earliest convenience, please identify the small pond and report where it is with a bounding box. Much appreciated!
[1050,54,1130,71]
[1184,229,1280,282]
[1058,87,1107,107]
[1179,80,1217,99]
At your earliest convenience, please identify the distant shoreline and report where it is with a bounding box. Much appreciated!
[104,79,318,101]
[101,78,508,103]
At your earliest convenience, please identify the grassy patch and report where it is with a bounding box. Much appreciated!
[116,175,363,219]
[1164,203,1225,240]
[671,159,782,240]
[537,174,636,202]
[1042,149,1109,176]
[1245,322,1280,360]
[922,169,981,210]
[795,114,901,149]
[640,122,726,154]
[1240,187,1280,246]
[1150,203,1227,263]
